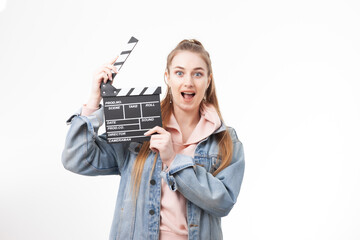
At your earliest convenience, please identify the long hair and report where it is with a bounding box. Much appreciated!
[131,39,233,198]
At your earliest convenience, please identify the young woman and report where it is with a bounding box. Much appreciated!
[62,39,245,240]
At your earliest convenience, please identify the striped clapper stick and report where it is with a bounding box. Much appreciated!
[101,86,162,143]
[111,36,139,80]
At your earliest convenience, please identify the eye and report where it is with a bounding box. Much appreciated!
[175,71,183,76]
[194,72,203,77]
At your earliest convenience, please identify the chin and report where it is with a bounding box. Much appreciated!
[175,102,201,112]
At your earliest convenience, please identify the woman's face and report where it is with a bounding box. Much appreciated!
[166,50,210,114]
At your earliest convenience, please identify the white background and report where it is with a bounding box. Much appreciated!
[1,0,359,239]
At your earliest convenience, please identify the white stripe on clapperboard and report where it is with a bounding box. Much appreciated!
[106,115,161,123]
[144,87,158,95]
[107,128,152,134]
[130,87,144,96]
[110,136,149,140]
[107,123,138,128]
[123,42,136,52]
[105,100,159,107]
[117,87,133,96]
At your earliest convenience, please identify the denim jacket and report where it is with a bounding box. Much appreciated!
[62,105,245,240]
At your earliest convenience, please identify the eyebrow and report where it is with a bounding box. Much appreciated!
[173,66,205,71]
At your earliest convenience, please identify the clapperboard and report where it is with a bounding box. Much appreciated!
[101,37,162,143]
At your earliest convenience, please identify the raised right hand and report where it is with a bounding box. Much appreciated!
[87,56,119,108]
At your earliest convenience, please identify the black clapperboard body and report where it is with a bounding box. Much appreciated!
[101,37,162,143]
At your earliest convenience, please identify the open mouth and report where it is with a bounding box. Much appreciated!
[181,92,196,100]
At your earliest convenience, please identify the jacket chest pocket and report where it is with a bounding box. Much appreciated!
[194,154,221,174]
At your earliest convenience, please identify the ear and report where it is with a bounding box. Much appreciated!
[164,71,169,85]
[207,73,212,88]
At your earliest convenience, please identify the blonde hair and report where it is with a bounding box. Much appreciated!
[131,39,233,198]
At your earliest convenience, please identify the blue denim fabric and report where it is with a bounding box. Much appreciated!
[62,105,245,240]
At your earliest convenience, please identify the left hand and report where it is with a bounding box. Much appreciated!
[144,126,176,166]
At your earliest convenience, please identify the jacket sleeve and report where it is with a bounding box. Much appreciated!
[160,128,245,217]
[61,105,128,176]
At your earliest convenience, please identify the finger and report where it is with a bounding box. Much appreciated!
[150,147,159,153]
[102,72,109,83]
[149,142,159,153]
[102,68,113,81]
[105,64,118,73]
[144,126,167,136]
[109,55,119,65]
[149,134,162,141]
[104,65,118,79]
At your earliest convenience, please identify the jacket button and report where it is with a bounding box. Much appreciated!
[135,146,140,152]
[150,179,156,185]
[149,209,155,215]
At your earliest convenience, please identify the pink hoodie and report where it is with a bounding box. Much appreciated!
[159,104,221,240]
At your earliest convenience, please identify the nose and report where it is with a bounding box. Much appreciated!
[184,74,194,87]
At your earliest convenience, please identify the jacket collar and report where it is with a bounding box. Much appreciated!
[214,122,227,134]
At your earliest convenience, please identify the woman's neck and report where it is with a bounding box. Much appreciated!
[173,106,201,142]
